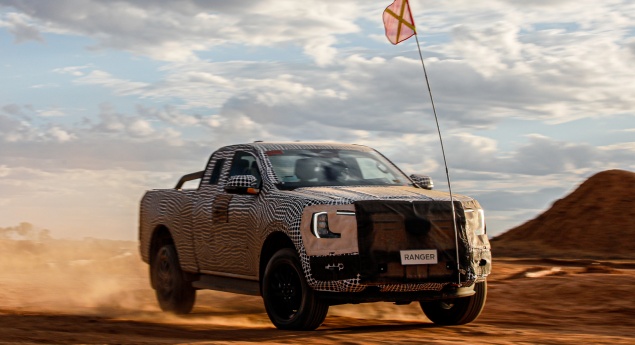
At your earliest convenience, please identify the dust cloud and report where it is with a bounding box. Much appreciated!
[0,223,424,321]
[0,223,420,328]
[0,223,152,315]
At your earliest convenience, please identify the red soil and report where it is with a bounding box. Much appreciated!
[491,169,635,259]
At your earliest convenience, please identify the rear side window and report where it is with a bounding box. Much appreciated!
[209,159,225,185]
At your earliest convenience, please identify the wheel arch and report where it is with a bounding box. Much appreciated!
[149,225,174,289]
[259,232,295,286]
[150,225,174,263]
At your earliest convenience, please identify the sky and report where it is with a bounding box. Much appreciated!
[1,0,634,240]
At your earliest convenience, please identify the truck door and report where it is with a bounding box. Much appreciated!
[191,151,229,272]
[206,150,264,277]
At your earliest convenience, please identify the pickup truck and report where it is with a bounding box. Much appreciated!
[139,142,491,330]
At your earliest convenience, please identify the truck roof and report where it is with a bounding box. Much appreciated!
[235,142,375,152]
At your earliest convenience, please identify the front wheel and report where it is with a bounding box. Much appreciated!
[262,248,329,330]
[420,281,487,325]
[151,244,196,314]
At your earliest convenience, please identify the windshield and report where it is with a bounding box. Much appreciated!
[265,149,411,190]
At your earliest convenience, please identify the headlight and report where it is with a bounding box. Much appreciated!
[465,208,486,236]
[311,212,341,238]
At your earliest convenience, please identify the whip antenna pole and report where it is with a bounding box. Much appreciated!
[414,33,461,285]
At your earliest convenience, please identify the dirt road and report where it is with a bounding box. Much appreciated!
[1,239,634,344]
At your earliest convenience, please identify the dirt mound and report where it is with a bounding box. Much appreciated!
[492,169,635,259]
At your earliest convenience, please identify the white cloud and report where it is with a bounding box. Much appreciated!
[38,109,66,117]
[509,134,600,175]
[127,119,154,137]
[303,35,338,67]
[0,165,9,177]
[3,12,42,43]
[1,0,361,64]
[414,132,635,180]
[75,70,148,96]
[205,115,223,128]
[30,83,59,89]
[450,22,522,77]
[52,65,91,76]
[136,104,201,127]
[47,127,75,142]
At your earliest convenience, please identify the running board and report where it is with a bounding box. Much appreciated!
[192,274,261,296]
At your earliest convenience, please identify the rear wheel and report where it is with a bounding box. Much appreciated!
[151,244,196,314]
[420,281,487,325]
[262,248,329,330]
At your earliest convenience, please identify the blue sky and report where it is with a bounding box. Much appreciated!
[1,0,634,240]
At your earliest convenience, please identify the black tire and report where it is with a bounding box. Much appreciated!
[151,244,196,314]
[420,281,487,325]
[262,248,329,330]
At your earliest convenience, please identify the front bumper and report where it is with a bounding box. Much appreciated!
[317,283,477,305]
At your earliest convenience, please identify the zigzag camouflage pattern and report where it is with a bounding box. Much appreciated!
[139,142,491,293]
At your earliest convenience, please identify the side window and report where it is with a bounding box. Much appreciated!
[209,158,225,185]
[229,151,262,187]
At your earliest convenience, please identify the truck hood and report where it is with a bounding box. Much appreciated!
[288,185,474,204]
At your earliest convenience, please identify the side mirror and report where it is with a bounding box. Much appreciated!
[410,174,434,190]
[225,175,260,195]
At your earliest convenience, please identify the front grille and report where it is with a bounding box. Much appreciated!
[354,200,465,284]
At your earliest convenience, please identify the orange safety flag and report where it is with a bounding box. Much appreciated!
[383,0,416,45]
